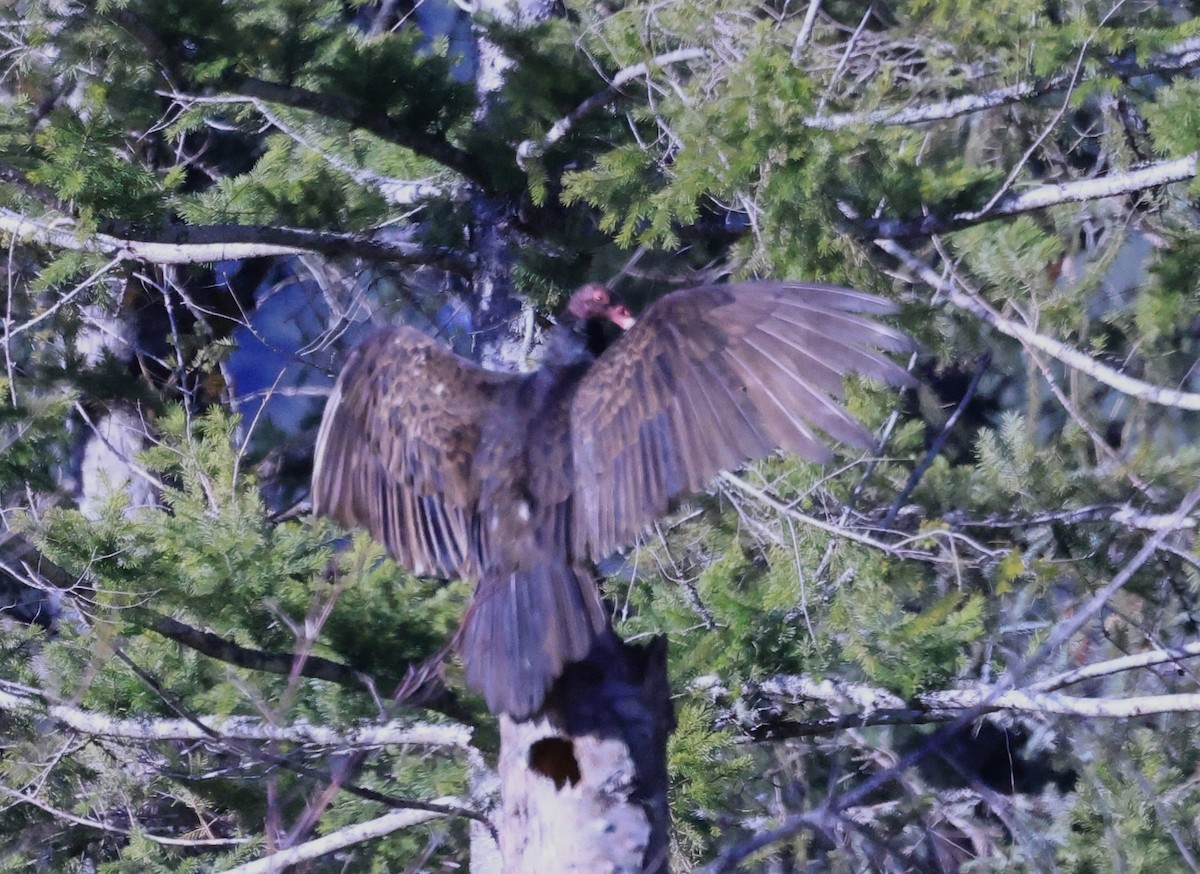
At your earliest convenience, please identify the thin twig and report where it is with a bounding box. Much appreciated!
[0,781,248,848]
[884,351,990,526]
[4,257,123,340]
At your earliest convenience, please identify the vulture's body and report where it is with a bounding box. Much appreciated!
[312,282,913,716]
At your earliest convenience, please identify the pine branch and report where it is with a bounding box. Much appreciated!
[517,47,708,164]
[0,161,73,213]
[252,103,449,206]
[216,74,486,185]
[0,781,249,848]
[99,5,184,90]
[0,527,467,718]
[100,4,485,185]
[145,612,377,691]
[2,529,366,690]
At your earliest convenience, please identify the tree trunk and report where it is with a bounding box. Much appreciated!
[463,6,676,870]
[492,634,674,873]
[76,291,156,520]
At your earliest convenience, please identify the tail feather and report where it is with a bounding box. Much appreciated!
[460,564,607,717]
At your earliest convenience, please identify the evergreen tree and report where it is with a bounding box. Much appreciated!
[2,0,1200,870]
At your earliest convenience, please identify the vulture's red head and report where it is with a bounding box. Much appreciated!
[567,284,636,331]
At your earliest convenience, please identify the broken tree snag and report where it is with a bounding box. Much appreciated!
[496,634,674,873]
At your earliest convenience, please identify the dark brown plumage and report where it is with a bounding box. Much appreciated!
[312,281,913,717]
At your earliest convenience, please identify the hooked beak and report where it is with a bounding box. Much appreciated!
[608,304,636,331]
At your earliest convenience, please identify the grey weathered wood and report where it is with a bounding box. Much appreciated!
[491,634,673,873]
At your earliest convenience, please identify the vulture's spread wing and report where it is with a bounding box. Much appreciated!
[570,282,914,559]
[312,327,516,578]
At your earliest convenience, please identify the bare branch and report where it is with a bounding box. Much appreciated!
[1022,344,1160,497]
[808,80,1044,130]
[518,48,708,163]
[861,154,1197,238]
[0,679,472,748]
[790,0,823,60]
[950,503,1197,533]
[878,236,1200,410]
[221,802,462,874]
[928,687,1200,718]
[753,674,906,712]
[1032,641,1200,693]
[806,36,1200,131]
[736,666,1200,741]
[0,208,469,269]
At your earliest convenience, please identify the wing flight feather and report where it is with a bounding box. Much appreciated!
[312,327,517,579]
[570,282,914,559]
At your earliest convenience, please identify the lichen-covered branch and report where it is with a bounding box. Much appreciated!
[860,154,1198,239]
[0,679,471,748]
[0,208,469,269]
[878,235,1200,410]
[221,803,465,874]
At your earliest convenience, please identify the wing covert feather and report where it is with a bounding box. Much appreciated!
[312,327,517,579]
[570,282,914,559]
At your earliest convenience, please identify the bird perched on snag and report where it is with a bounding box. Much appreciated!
[312,281,913,717]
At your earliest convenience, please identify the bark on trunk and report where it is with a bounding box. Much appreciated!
[492,634,674,873]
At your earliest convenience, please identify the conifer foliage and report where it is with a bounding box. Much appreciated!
[3,0,1200,870]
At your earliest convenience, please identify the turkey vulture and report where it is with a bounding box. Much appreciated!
[312,281,913,716]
